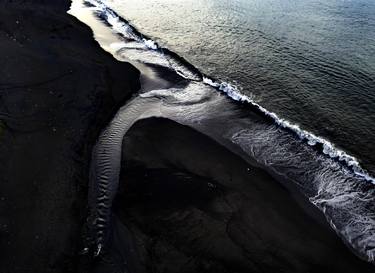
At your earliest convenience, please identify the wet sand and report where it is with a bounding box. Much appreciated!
[89,117,374,273]
[0,1,374,273]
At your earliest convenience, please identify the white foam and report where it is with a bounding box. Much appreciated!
[203,76,375,185]
[88,0,375,187]
[143,39,158,50]
[86,0,150,45]
[86,0,160,51]
[79,0,375,262]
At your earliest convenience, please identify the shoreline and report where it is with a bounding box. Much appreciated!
[76,0,375,267]
[110,117,373,273]
[74,0,375,266]
[0,1,374,272]
[82,0,375,184]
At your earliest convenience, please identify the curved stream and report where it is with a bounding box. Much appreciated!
[69,0,375,265]
[89,81,375,264]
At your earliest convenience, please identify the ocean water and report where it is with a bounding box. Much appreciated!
[70,0,375,264]
[100,0,375,174]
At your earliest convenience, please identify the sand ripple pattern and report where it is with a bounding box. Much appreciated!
[82,0,375,263]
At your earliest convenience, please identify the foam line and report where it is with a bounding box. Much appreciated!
[202,77,375,185]
[85,0,375,185]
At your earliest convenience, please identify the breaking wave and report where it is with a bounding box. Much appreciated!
[79,0,375,263]
[84,0,374,185]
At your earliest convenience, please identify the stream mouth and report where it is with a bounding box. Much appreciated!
[69,0,375,268]
[87,80,375,269]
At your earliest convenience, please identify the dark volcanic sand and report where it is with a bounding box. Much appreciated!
[88,118,373,273]
[0,1,374,273]
[0,1,139,272]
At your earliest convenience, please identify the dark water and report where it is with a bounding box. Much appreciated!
[70,0,375,264]
[102,0,375,174]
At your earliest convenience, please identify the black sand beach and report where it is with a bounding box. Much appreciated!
[0,1,139,272]
[0,1,374,273]
[101,117,372,273]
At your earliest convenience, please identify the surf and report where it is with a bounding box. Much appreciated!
[71,0,375,264]
[84,0,375,185]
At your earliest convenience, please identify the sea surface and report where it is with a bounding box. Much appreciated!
[70,0,375,264]
[102,0,375,174]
